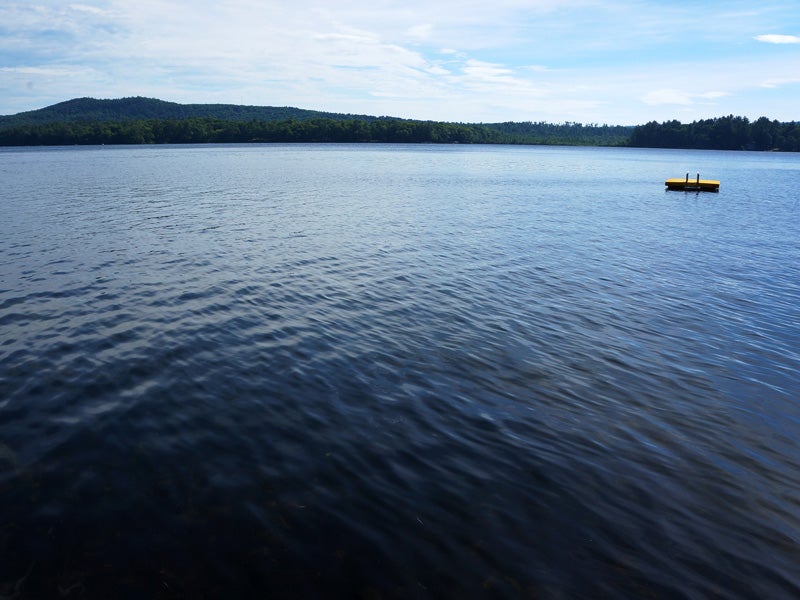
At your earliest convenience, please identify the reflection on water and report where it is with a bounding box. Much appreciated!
[1,144,799,598]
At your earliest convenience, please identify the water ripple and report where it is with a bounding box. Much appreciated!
[1,145,799,597]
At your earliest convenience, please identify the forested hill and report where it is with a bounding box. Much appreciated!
[1,97,797,150]
[0,97,633,146]
[628,115,800,151]
[0,97,380,129]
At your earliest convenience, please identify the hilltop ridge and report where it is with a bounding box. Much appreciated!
[0,96,382,128]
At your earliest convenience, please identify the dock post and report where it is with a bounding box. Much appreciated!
[685,172,688,184]
[696,173,699,185]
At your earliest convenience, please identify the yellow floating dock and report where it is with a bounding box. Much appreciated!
[666,173,719,192]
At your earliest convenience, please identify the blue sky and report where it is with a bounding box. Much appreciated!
[1,0,798,124]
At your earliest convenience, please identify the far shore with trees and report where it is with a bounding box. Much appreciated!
[0,97,797,150]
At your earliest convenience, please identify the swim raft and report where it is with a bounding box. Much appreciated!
[666,173,720,192]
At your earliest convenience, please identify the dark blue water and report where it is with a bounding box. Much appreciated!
[1,144,799,598]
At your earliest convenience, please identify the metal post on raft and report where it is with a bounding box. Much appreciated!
[696,173,700,185]
[685,173,689,184]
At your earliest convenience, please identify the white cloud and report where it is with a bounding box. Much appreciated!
[461,60,513,79]
[641,88,729,107]
[2,0,800,123]
[69,4,107,15]
[524,65,552,73]
[406,24,434,41]
[642,89,693,106]
[455,60,546,98]
[426,65,451,76]
[760,76,800,89]
[0,66,90,76]
[755,34,800,44]
[698,91,729,100]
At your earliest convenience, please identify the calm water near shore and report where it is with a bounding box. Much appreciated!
[1,143,799,598]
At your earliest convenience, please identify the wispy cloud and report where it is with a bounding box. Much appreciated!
[1,0,799,123]
[760,76,800,88]
[644,89,728,108]
[68,4,108,16]
[755,34,800,44]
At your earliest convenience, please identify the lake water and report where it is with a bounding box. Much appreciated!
[1,143,799,598]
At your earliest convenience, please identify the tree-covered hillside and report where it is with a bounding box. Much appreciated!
[0,97,632,146]
[0,97,380,129]
[484,121,633,146]
[0,116,636,146]
[0,97,633,146]
[628,115,800,151]
[1,97,796,150]
[0,117,516,145]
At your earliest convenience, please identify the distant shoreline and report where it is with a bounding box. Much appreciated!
[0,116,630,147]
[0,97,797,151]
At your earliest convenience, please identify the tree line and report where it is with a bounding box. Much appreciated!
[628,115,800,151]
[0,117,629,146]
[485,121,633,146]
[0,113,797,150]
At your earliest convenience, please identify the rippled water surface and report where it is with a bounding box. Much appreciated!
[1,144,799,598]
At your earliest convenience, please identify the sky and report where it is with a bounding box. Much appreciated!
[1,0,799,124]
